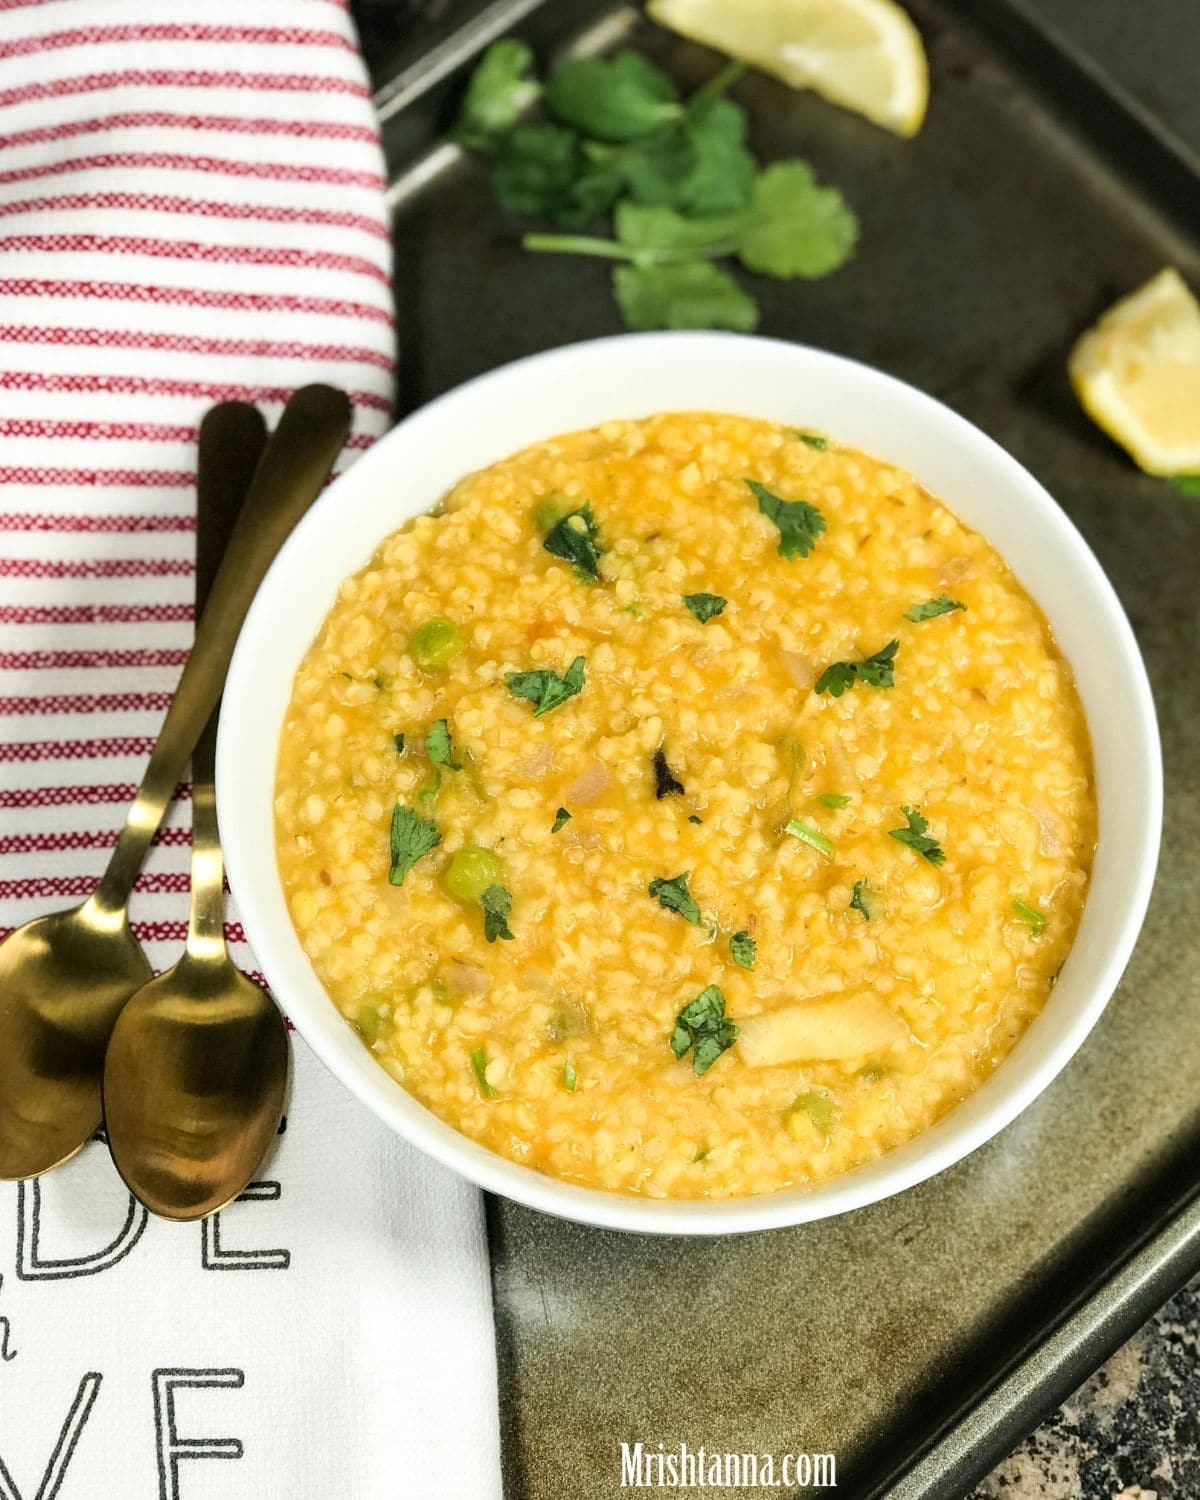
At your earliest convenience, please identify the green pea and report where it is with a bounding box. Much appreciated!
[533,494,569,533]
[444,843,503,904]
[354,1002,391,1046]
[409,618,464,672]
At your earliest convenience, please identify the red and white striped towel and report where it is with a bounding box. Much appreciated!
[0,6,501,1497]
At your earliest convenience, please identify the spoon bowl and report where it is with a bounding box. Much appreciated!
[0,901,150,1178]
[102,953,289,1218]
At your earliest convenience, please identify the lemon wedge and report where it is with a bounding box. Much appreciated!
[647,0,929,136]
[1069,267,1200,476]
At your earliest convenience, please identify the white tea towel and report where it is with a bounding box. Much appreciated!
[0,3,503,1496]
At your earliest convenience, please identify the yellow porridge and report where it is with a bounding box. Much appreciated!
[274,412,1095,1200]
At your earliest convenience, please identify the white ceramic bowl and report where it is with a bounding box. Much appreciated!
[218,333,1161,1235]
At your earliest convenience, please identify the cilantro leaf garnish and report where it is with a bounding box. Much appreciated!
[424,718,462,769]
[819,793,850,809]
[729,930,756,969]
[613,261,758,332]
[746,479,826,559]
[543,502,603,578]
[544,51,682,143]
[551,806,571,833]
[1012,898,1047,937]
[815,640,899,695]
[393,732,405,754]
[480,883,515,943]
[653,746,685,799]
[612,94,755,215]
[889,805,945,866]
[682,591,727,623]
[850,880,879,921]
[470,1047,498,1098]
[904,596,966,623]
[737,162,858,279]
[649,871,701,925]
[670,985,738,1076]
[785,819,834,858]
[793,431,827,449]
[506,655,587,716]
[494,123,619,227]
[453,38,540,152]
[388,804,441,886]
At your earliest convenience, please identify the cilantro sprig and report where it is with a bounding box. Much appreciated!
[729,930,756,969]
[480,883,515,943]
[506,655,586,716]
[815,640,899,696]
[424,718,462,769]
[670,985,738,1076]
[889,805,945,866]
[453,43,858,330]
[682,591,727,623]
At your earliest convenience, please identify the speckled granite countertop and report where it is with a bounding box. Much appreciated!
[975,1278,1200,1498]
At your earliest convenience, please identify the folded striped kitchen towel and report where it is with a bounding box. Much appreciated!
[0,4,502,1496]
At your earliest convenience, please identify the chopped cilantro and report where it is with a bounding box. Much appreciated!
[746,479,826,559]
[819,793,850,809]
[480,883,515,943]
[670,984,738,1076]
[453,38,540,152]
[793,431,827,449]
[850,880,879,921]
[393,732,405,754]
[785,819,834,858]
[905,595,966,623]
[388,805,441,886]
[889,805,945,866]
[682,591,728,623]
[1012,898,1047,937]
[506,655,586,716]
[562,1060,578,1091]
[693,1145,712,1163]
[815,639,899,695]
[424,718,462,769]
[653,746,686,799]
[688,814,703,825]
[551,806,571,833]
[469,1047,497,1099]
[729,930,756,969]
[649,871,701,925]
[543,502,603,579]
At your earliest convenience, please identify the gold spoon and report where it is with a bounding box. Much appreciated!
[0,386,352,1181]
[101,405,293,1219]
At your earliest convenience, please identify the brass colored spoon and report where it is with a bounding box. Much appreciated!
[0,386,352,1181]
[102,412,291,1219]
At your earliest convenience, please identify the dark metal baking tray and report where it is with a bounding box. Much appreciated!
[353,0,1200,1493]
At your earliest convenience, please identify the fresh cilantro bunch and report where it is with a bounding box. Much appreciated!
[453,42,858,331]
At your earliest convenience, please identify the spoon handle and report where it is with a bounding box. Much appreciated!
[92,385,352,917]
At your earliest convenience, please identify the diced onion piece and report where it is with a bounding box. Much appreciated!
[564,760,610,803]
[738,993,908,1065]
[778,648,817,690]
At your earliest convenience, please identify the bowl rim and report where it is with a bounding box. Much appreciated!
[217,332,1162,1236]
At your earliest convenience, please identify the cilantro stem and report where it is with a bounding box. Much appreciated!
[690,59,747,103]
[523,232,636,260]
[522,232,741,266]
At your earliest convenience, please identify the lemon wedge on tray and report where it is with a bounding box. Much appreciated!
[647,0,930,137]
[1069,267,1200,477]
